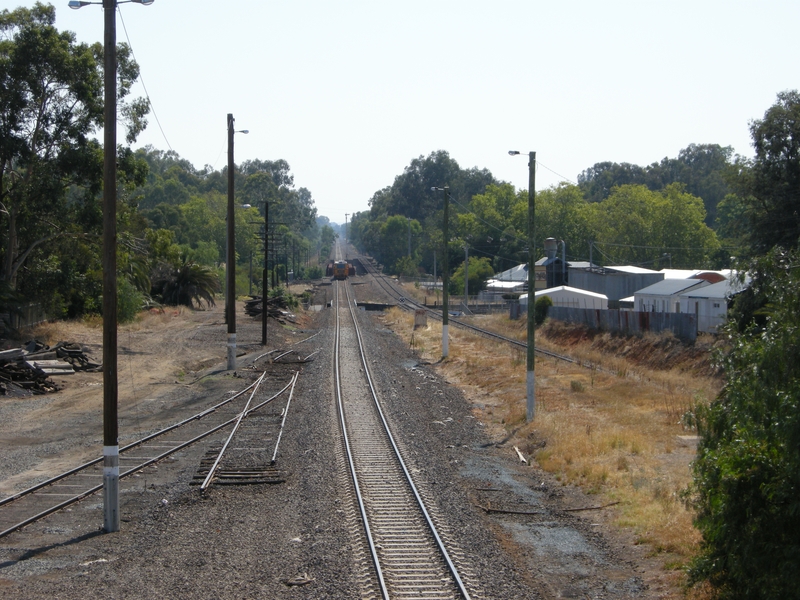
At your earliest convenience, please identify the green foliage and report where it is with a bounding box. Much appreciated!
[117,277,143,324]
[150,260,220,309]
[267,285,298,309]
[578,144,733,226]
[729,90,800,255]
[534,294,552,325]
[0,3,147,290]
[394,255,419,277]
[449,256,494,295]
[687,248,800,599]
[305,265,323,279]
[591,184,720,268]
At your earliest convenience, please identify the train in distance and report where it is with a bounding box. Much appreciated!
[326,260,356,280]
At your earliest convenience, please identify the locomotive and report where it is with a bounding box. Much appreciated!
[326,260,356,280]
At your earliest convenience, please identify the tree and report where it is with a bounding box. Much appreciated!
[150,259,220,309]
[590,184,719,268]
[688,248,800,599]
[732,90,800,253]
[0,3,148,290]
[449,256,494,296]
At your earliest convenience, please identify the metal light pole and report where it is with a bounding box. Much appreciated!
[432,186,450,357]
[225,114,248,371]
[262,202,268,346]
[463,243,469,311]
[69,0,155,534]
[510,150,536,421]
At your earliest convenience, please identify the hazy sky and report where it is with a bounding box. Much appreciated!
[10,0,800,224]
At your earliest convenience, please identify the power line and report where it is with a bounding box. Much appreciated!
[117,7,173,153]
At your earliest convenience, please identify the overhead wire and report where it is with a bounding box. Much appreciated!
[117,6,173,153]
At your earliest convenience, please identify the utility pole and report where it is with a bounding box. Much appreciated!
[463,243,469,311]
[262,202,268,346]
[526,152,536,421]
[432,186,450,357]
[226,114,236,371]
[102,0,119,534]
[345,213,349,246]
[408,218,412,257]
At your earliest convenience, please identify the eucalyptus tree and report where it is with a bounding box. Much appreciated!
[0,3,148,296]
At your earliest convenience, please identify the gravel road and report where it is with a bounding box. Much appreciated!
[0,282,650,599]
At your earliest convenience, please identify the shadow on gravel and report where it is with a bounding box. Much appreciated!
[0,529,103,569]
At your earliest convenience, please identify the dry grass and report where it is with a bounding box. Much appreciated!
[381,297,723,596]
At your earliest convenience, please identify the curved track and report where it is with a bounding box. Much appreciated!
[334,277,471,599]
[356,254,590,367]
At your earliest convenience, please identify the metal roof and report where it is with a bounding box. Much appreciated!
[634,278,709,296]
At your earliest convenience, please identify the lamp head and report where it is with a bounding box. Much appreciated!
[508,150,521,156]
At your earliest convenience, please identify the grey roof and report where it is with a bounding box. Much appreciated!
[681,278,749,299]
[635,278,708,296]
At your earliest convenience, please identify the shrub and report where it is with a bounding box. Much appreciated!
[686,249,800,599]
[117,278,144,323]
[534,294,553,325]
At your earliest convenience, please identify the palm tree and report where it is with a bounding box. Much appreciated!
[150,260,220,308]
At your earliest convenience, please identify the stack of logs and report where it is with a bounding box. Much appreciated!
[0,341,100,395]
[244,296,297,325]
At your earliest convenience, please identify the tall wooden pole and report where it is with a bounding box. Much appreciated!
[262,202,268,346]
[526,152,536,421]
[102,0,119,533]
[226,113,236,370]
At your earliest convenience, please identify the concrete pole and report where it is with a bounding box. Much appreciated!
[526,152,536,421]
[102,0,119,533]
[226,114,236,371]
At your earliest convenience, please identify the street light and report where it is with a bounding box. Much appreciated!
[226,114,249,371]
[509,150,536,421]
[68,0,154,534]
[431,186,450,357]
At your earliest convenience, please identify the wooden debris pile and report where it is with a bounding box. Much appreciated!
[0,340,100,395]
[244,296,298,325]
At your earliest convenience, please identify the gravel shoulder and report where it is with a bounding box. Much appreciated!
[0,285,655,599]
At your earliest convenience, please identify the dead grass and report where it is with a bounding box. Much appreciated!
[381,297,722,597]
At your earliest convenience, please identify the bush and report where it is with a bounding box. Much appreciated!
[117,278,144,324]
[534,295,552,325]
[687,249,800,599]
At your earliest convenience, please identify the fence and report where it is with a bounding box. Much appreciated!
[1,303,49,333]
[547,307,697,342]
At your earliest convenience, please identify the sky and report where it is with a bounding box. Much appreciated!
[8,0,800,225]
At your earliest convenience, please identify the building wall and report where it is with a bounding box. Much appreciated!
[569,269,664,301]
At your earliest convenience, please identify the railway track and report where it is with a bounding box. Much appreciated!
[0,372,297,539]
[333,276,471,599]
[355,254,591,368]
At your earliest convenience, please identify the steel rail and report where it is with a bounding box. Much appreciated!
[0,377,294,539]
[200,371,267,490]
[0,378,262,509]
[333,278,389,598]
[334,269,470,599]
[270,371,299,464]
[359,255,591,367]
[343,279,471,599]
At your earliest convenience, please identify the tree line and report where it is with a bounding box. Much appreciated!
[1,4,333,323]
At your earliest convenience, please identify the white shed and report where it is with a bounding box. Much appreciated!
[679,278,747,333]
[520,285,608,309]
[634,278,709,313]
